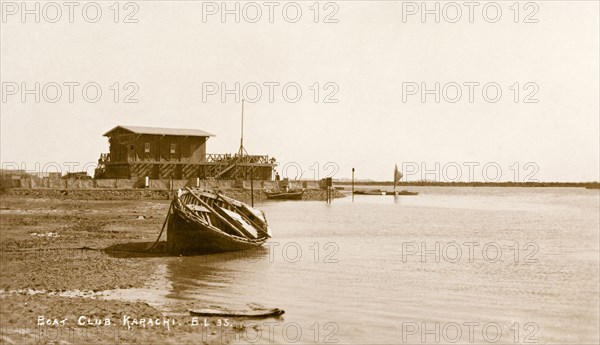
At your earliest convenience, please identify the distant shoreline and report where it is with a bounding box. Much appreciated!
[333,181,600,188]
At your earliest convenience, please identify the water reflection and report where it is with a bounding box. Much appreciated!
[164,247,271,308]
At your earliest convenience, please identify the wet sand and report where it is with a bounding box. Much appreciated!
[0,194,274,344]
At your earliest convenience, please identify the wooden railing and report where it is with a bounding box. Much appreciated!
[98,153,274,166]
[205,153,233,162]
[205,153,272,164]
[99,153,110,163]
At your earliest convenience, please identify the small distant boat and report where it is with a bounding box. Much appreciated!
[353,189,418,196]
[167,187,270,255]
[352,165,418,196]
[392,164,417,195]
[395,190,418,196]
[264,189,304,200]
[353,189,386,196]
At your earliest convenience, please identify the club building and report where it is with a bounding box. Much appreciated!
[94,125,276,180]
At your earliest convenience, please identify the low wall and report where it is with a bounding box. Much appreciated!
[12,177,322,191]
[240,180,320,190]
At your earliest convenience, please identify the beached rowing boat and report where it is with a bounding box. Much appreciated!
[166,187,270,255]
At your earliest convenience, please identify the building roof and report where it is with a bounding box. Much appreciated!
[104,125,216,137]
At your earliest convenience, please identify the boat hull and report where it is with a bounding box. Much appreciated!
[189,308,284,318]
[391,190,418,196]
[167,189,269,255]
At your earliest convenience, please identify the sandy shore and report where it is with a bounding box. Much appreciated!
[0,192,314,344]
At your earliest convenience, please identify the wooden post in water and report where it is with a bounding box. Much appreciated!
[352,168,355,202]
[325,177,333,204]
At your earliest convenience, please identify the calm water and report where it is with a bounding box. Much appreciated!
[114,187,600,344]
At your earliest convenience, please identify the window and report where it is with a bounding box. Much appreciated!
[144,143,150,153]
[170,143,176,154]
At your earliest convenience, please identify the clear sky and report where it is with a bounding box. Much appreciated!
[1,1,598,182]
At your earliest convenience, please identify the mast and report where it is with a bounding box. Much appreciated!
[237,99,248,157]
[240,99,244,155]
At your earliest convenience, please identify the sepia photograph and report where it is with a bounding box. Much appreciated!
[0,1,599,344]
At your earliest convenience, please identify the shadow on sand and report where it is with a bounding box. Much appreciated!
[104,241,171,258]
[104,241,271,261]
